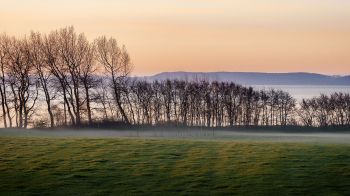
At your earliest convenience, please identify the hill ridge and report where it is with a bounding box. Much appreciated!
[137,72,350,85]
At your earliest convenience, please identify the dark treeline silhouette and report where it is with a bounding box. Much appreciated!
[298,93,350,127]
[127,80,297,127]
[128,81,350,128]
[0,27,349,129]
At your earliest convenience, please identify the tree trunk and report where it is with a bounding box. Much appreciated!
[0,86,7,128]
[84,84,92,125]
[113,80,129,124]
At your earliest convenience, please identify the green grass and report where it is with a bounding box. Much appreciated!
[1,137,350,195]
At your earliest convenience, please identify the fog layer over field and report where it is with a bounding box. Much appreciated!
[1,129,350,144]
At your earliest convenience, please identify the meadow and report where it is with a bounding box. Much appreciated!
[1,133,350,195]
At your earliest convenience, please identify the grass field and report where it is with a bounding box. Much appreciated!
[1,136,350,195]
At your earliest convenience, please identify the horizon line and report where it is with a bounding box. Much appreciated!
[132,71,350,77]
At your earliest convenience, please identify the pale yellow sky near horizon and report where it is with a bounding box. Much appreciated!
[1,0,350,75]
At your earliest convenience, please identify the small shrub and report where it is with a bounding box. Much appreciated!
[34,120,48,129]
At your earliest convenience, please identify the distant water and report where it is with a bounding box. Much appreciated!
[252,85,350,102]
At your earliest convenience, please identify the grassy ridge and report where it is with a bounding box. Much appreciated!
[0,137,350,195]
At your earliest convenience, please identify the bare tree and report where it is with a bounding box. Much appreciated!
[6,37,39,128]
[42,30,76,125]
[28,32,56,127]
[0,34,12,127]
[95,36,132,124]
[80,40,98,125]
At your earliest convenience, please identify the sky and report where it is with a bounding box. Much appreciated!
[1,0,350,76]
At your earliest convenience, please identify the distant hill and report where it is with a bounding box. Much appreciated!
[137,72,350,85]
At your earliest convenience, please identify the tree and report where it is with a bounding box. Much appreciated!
[28,32,56,128]
[0,34,12,127]
[80,41,97,125]
[6,37,38,128]
[95,36,132,124]
[42,30,74,125]
[57,27,90,126]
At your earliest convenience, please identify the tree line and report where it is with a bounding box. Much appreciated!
[0,27,349,129]
[298,93,350,127]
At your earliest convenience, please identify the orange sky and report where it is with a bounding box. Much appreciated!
[1,0,350,75]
